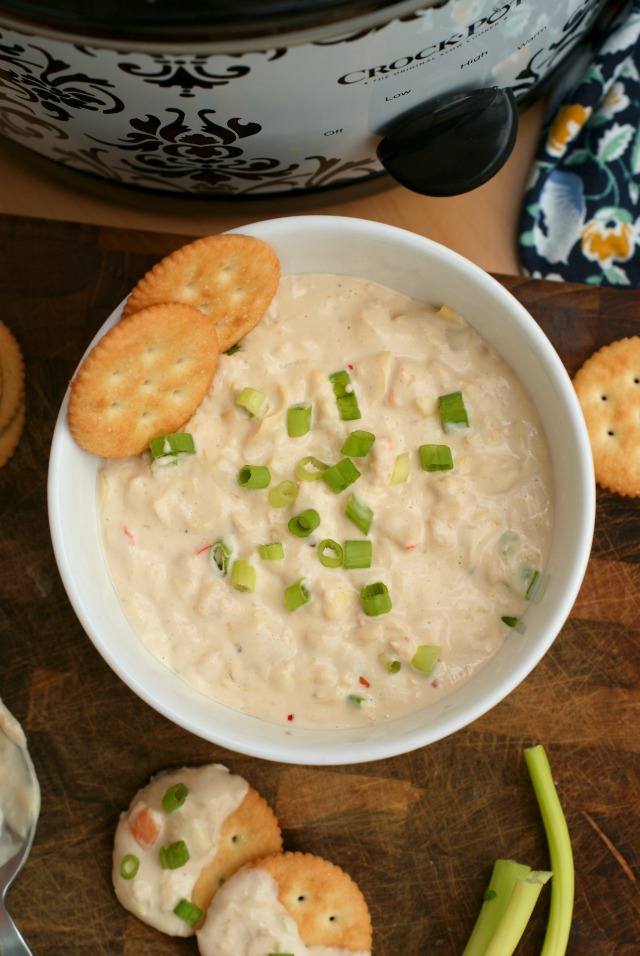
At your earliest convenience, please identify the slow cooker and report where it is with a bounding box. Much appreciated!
[0,0,618,198]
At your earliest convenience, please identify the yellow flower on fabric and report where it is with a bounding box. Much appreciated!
[580,207,637,264]
[547,104,593,158]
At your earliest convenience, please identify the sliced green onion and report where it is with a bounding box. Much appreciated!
[378,651,401,674]
[323,458,360,494]
[502,615,519,627]
[525,744,574,956]
[225,343,243,355]
[149,432,196,460]
[288,508,320,538]
[525,568,541,600]
[268,479,298,508]
[361,581,392,616]
[411,644,440,676]
[236,386,270,418]
[390,451,410,485]
[230,559,256,592]
[461,859,532,956]
[258,542,284,561]
[287,402,312,437]
[162,783,188,813]
[345,493,373,535]
[209,538,231,577]
[119,854,140,880]
[344,540,372,569]
[174,899,202,927]
[318,539,343,568]
[295,455,329,482]
[347,694,366,708]
[160,840,190,870]
[438,390,469,431]
[284,578,311,611]
[341,429,375,457]
[238,464,271,488]
[419,443,453,472]
[329,369,361,421]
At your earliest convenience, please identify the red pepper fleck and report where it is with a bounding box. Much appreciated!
[196,544,212,556]
[287,714,295,722]
[359,676,370,688]
[431,679,439,689]
[123,526,135,543]
[347,363,354,370]
[405,544,418,550]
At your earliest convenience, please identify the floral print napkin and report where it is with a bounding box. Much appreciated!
[519,1,640,286]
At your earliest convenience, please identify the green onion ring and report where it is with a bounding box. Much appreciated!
[162,783,188,813]
[238,464,271,489]
[258,542,285,561]
[287,402,312,437]
[344,539,372,569]
[268,480,298,508]
[288,509,320,538]
[317,539,343,568]
[120,854,140,880]
[231,559,256,592]
[160,840,190,870]
[173,899,203,927]
[295,456,329,482]
[341,429,375,457]
[361,581,392,616]
[323,458,360,494]
[284,578,311,611]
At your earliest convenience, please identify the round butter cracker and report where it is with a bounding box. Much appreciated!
[122,233,280,353]
[0,318,24,434]
[68,302,218,458]
[573,336,640,497]
[0,396,26,468]
[112,763,282,937]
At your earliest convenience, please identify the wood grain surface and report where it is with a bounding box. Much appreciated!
[0,214,638,956]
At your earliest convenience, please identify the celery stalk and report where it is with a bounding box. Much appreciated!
[525,745,574,956]
[483,871,552,956]
[462,859,532,956]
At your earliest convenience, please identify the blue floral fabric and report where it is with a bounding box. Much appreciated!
[519,1,640,286]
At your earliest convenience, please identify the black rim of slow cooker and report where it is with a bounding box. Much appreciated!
[0,0,445,44]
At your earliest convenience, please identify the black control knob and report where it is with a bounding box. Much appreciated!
[377,87,519,197]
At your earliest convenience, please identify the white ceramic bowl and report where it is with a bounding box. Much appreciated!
[48,215,595,765]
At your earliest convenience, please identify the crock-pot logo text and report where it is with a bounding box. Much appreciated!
[337,0,523,85]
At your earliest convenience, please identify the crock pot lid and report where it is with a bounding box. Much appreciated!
[0,0,437,43]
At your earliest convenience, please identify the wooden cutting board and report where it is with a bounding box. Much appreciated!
[0,214,638,956]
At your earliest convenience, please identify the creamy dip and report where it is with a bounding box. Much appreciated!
[196,866,370,956]
[0,698,40,868]
[99,274,553,729]
[113,764,248,936]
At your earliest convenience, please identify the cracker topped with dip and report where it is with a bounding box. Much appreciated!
[196,851,372,956]
[112,763,282,936]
